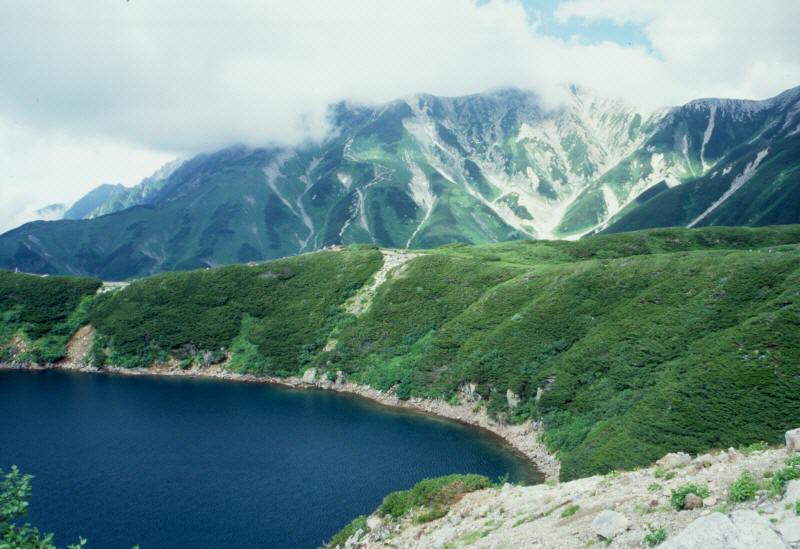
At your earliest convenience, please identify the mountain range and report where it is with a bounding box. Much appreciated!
[2,85,799,279]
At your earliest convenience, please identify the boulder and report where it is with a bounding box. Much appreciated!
[787,428,800,453]
[702,496,717,508]
[784,479,800,503]
[694,453,715,467]
[660,511,786,549]
[776,517,800,544]
[591,509,629,540]
[684,493,704,510]
[657,452,692,469]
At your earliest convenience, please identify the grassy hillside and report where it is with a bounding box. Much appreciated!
[2,226,800,481]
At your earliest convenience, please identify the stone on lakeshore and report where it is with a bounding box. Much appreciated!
[301,367,317,383]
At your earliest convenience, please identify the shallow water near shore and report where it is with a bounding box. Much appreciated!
[0,369,540,549]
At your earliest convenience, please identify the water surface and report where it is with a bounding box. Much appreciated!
[0,370,539,548]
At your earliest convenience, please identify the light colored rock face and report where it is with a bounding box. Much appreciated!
[591,509,630,540]
[366,516,383,531]
[787,428,800,452]
[784,479,800,503]
[661,511,787,549]
[777,516,800,544]
[506,389,521,408]
[301,368,317,383]
[657,452,692,469]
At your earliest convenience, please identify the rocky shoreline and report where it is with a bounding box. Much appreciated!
[335,432,800,548]
[0,360,561,481]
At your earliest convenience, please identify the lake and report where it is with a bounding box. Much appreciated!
[0,370,540,548]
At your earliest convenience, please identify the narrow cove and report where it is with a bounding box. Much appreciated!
[0,369,540,549]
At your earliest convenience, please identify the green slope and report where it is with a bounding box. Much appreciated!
[2,226,800,481]
[604,134,800,233]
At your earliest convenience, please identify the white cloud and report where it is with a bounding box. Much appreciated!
[555,0,800,101]
[0,0,798,232]
[0,118,173,232]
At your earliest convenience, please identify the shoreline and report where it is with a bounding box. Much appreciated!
[0,361,560,481]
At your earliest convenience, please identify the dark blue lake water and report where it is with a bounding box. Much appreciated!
[0,370,539,548]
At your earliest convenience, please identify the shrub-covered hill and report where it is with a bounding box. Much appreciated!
[0,270,101,363]
[2,226,800,481]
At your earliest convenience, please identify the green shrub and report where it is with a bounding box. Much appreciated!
[654,468,676,481]
[1,465,91,549]
[728,472,758,502]
[795,500,800,516]
[644,526,667,546]
[648,482,662,492]
[671,484,710,510]
[770,463,800,496]
[378,474,492,522]
[325,515,368,548]
[560,504,579,518]
[739,441,769,455]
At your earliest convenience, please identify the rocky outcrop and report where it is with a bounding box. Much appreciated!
[334,430,800,548]
[657,452,692,469]
[661,511,786,549]
[786,428,800,453]
[776,517,800,545]
[784,480,800,503]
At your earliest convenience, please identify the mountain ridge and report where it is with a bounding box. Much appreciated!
[2,84,799,279]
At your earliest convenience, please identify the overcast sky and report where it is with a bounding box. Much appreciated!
[1,0,798,232]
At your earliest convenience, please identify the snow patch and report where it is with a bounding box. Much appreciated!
[602,185,620,218]
[688,148,769,228]
[336,172,352,189]
[404,156,436,248]
[700,105,717,171]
